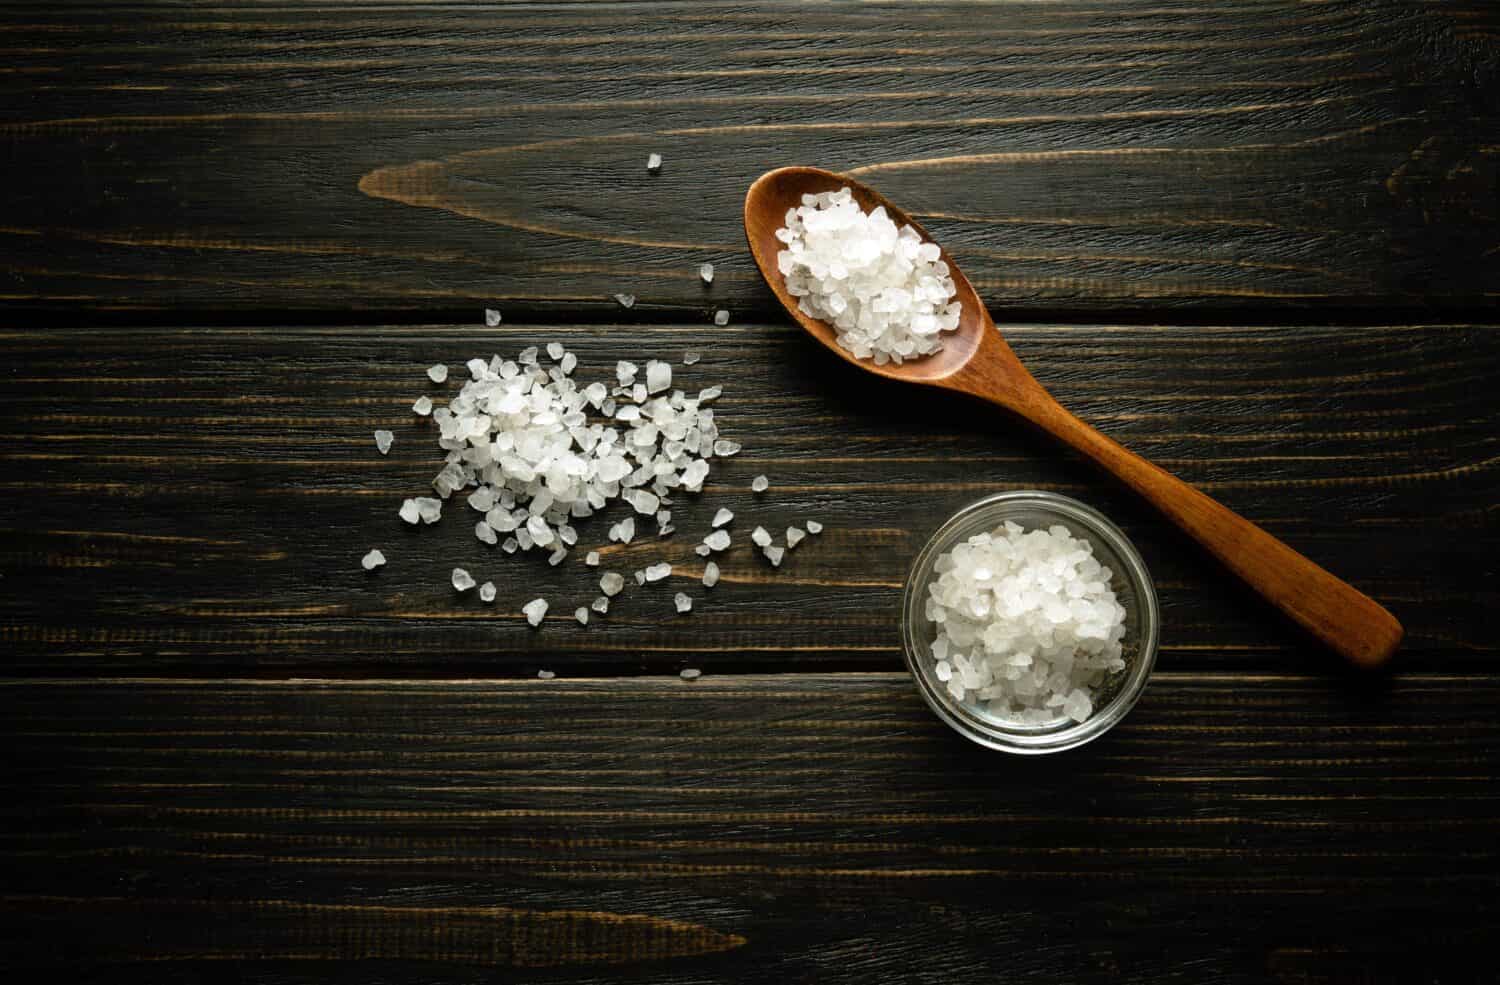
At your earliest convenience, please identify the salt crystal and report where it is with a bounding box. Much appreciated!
[702,561,720,588]
[361,549,386,570]
[415,497,442,524]
[374,430,394,455]
[704,530,731,552]
[466,357,487,380]
[646,152,662,172]
[547,342,566,361]
[502,537,519,554]
[575,607,589,626]
[646,360,671,394]
[585,551,600,566]
[751,475,769,493]
[764,545,785,567]
[548,546,567,566]
[680,668,701,680]
[674,592,692,613]
[712,439,740,457]
[683,351,701,366]
[699,263,714,284]
[712,508,734,528]
[645,562,672,582]
[412,396,433,415]
[634,570,647,586]
[398,499,421,524]
[538,669,555,679]
[484,308,502,327]
[591,596,610,613]
[751,526,772,547]
[626,489,660,515]
[479,581,496,602]
[475,521,497,545]
[522,597,548,626]
[600,572,625,596]
[713,309,729,326]
[614,293,636,309]
[806,520,823,534]
[451,567,476,591]
[786,526,805,548]
[427,364,448,383]
[616,360,638,385]
[694,545,711,557]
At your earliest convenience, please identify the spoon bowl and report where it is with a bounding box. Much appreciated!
[745,165,1403,669]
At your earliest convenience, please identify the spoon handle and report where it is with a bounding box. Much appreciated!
[1010,388,1403,668]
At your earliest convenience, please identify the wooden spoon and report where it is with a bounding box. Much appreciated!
[744,166,1402,669]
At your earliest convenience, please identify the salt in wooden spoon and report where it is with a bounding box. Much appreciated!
[744,165,1402,669]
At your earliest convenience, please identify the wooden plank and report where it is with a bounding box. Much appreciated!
[1,674,1496,981]
[0,0,1496,316]
[0,322,1493,674]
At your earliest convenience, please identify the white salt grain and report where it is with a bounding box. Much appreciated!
[415,497,442,524]
[775,186,960,365]
[699,263,715,284]
[361,549,386,570]
[704,530,731,552]
[694,544,712,557]
[502,537,519,554]
[374,430,393,455]
[538,669,555,679]
[713,309,729,326]
[412,396,433,415]
[614,293,636,309]
[546,342,566,361]
[591,595,610,613]
[680,668,701,680]
[702,561,720,588]
[683,351,701,366]
[585,551,600,567]
[925,522,1126,724]
[634,569,647,586]
[750,526,772,547]
[712,508,734,528]
[479,581,496,602]
[575,607,589,625]
[646,152,662,172]
[398,499,421,524]
[484,308,502,327]
[764,545,785,567]
[452,567,476,591]
[523,597,548,626]
[674,592,692,613]
[786,526,805,549]
[645,360,671,394]
[475,521,497,545]
[806,520,824,534]
[600,572,625,596]
[548,546,567,566]
[751,475,769,493]
[427,363,448,383]
[645,562,672,582]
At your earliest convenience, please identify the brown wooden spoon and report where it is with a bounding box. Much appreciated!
[744,165,1402,669]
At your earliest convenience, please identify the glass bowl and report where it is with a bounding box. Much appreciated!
[900,490,1159,754]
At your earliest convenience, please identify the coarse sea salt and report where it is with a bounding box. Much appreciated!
[775,186,960,365]
[523,597,548,626]
[427,363,449,383]
[485,308,502,327]
[479,581,497,602]
[702,561,720,588]
[452,567,476,591]
[674,592,692,614]
[361,549,386,570]
[925,521,1127,725]
[374,430,393,455]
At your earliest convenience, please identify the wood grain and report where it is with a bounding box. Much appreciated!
[1,674,1496,982]
[0,321,1493,675]
[0,0,1495,315]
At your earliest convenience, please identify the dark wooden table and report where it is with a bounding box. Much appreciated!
[3,2,1497,982]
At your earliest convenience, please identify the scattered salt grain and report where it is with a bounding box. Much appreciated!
[703,530,731,552]
[645,360,671,394]
[412,396,433,415]
[751,475,769,493]
[694,544,712,557]
[713,309,729,326]
[806,520,824,534]
[751,526,772,548]
[712,508,734,528]
[713,439,740,457]
[646,152,662,172]
[702,561,720,588]
[415,497,442,524]
[634,569,647,586]
[600,572,625,596]
[786,526,805,548]
[452,567,476,591]
[546,342,566,361]
[614,293,636,309]
[502,537,519,554]
[479,581,496,602]
[645,562,672,582]
[699,263,715,284]
[427,364,448,383]
[674,592,692,613]
[585,551,600,567]
[680,668,701,680]
[523,597,548,626]
[484,308,502,327]
[538,669,555,680]
[683,351,701,366]
[764,545,785,567]
[548,546,567,566]
[475,521,497,545]
[925,521,1126,724]
[575,607,589,625]
[374,430,393,455]
[398,499,421,524]
[775,186,960,365]
[591,596,610,613]
[361,549,386,570]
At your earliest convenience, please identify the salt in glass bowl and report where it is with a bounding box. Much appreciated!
[900,490,1159,754]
